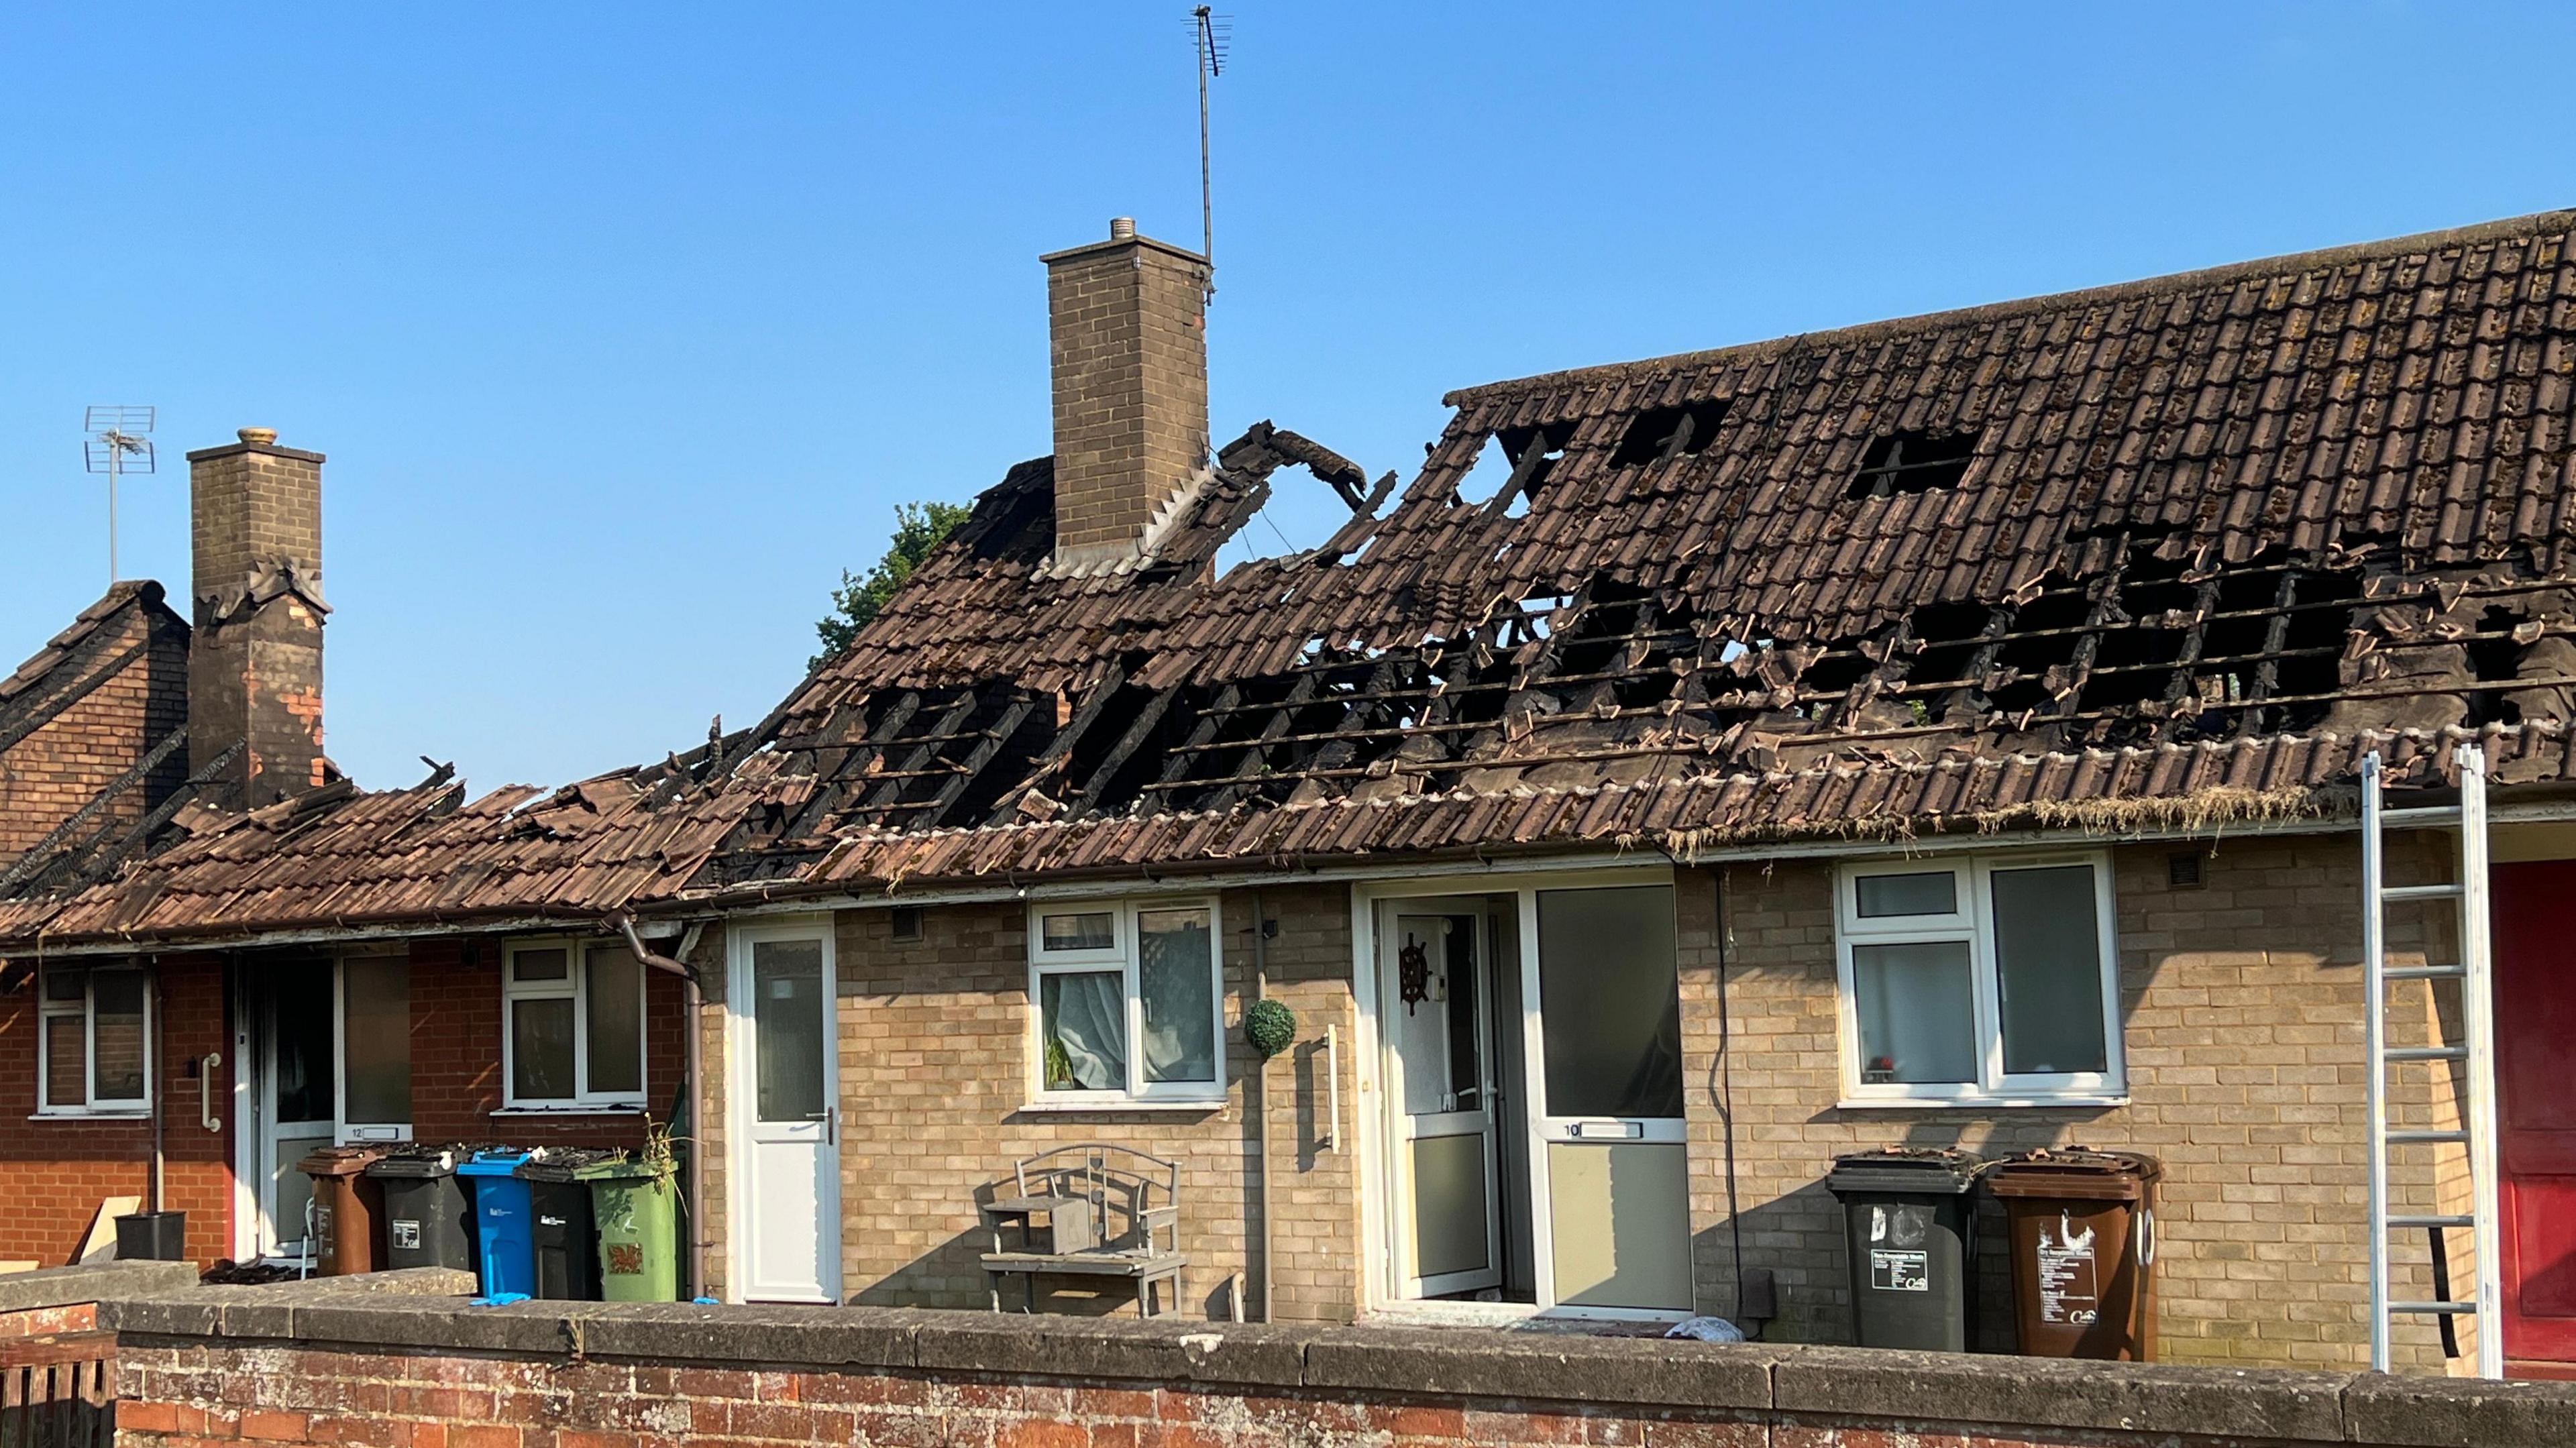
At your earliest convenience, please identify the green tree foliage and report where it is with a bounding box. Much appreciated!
[814,501,969,666]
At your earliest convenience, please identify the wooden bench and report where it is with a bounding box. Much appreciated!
[979,1146,1189,1318]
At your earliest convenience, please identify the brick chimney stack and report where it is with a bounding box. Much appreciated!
[186,427,329,809]
[1042,217,1211,573]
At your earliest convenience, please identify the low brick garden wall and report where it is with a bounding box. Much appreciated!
[2,1264,2570,1447]
[42,1275,2566,1448]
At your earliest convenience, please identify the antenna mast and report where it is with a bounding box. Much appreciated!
[83,406,157,588]
[1193,6,1228,302]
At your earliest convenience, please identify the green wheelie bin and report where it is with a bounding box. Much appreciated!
[582,1154,682,1302]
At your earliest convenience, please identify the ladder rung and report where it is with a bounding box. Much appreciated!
[2384,1046,2469,1062]
[2386,1129,2470,1144]
[2390,1301,2479,1316]
[2383,964,2467,981]
[2390,1214,2477,1229]
[2380,805,2464,826]
[2383,883,2465,901]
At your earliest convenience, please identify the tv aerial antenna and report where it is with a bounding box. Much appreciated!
[1192,5,1229,302]
[83,406,156,587]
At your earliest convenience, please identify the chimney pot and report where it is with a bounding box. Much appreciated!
[237,427,279,445]
[1109,216,1136,241]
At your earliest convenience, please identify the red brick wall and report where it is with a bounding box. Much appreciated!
[0,1303,95,1337]
[104,1317,2569,1448]
[0,954,232,1269]
[405,936,688,1150]
[0,934,686,1274]
[0,600,188,867]
[115,1356,1778,1448]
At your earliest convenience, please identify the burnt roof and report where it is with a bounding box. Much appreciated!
[13,208,2576,946]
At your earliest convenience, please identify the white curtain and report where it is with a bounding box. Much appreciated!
[1044,972,1126,1091]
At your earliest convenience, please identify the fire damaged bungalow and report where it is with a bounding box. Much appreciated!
[6,208,2576,1376]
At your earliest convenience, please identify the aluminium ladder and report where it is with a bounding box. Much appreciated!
[2360,744,2503,1378]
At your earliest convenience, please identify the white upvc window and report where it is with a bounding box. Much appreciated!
[502,938,647,1109]
[36,962,151,1115]
[1026,899,1225,1105]
[1833,852,2124,1107]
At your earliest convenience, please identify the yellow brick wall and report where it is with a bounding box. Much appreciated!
[691,834,2476,1364]
[822,883,1360,1322]
[1675,836,2463,1370]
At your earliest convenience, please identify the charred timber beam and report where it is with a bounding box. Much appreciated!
[986,663,1130,824]
[922,694,1039,829]
[1073,684,1185,815]
[859,689,982,814]
[779,689,924,839]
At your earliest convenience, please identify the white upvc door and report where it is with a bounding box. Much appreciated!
[1378,899,1503,1300]
[729,922,842,1304]
[1521,883,1695,1317]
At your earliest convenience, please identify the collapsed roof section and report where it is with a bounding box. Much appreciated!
[15,208,2576,947]
[726,209,2576,883]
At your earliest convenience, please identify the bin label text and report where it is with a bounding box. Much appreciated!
[392,1219,421,1250]
[2035,1214,2100,1326]
[1870,1248,1929,1292]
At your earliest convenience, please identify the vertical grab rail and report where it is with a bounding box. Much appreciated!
[1320,1024,1341,1153]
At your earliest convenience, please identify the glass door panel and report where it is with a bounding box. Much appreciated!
[264,960,336,1258]
[341,956,412,1142]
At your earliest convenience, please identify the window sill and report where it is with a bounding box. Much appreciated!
[1013,1098,1224,1116]
[28,1109,150,1122]
[491,1105,648,1117]
[1835,1094,2129,1112]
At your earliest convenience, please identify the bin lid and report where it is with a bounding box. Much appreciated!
[364,1148,458,1178]
[1982,1148,2162,1201]
[457,1150,534,1176]
[297,1145,391,1176]
[516,1146,631,1182]
[1826,1147,1982,1195]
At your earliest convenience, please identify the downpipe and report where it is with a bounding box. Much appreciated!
[610,909,708,1299]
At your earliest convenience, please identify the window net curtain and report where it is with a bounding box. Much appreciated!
[1138,915,1215,1084]
[1044,972,1127,1090]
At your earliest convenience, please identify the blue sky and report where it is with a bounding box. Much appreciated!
[1,2,2565,791]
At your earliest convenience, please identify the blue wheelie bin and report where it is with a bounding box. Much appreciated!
[457,1150,536,1300]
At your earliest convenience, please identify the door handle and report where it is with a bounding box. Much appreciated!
[201,1052,223,1133]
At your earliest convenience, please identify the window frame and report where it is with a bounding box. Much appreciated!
[1832,851,2124,1107]
[1025,897,1226,1107]
[34,962,152,1117]
[500,938,648,1111]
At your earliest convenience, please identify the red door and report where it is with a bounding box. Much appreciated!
[2491,863,2576,1372]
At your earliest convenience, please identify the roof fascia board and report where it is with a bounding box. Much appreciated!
[12,910,639,960]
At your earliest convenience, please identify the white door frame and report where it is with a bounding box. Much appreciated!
[723,916,843,1304]
[1376,897,1504,1298]
[1354,865,1682,1321]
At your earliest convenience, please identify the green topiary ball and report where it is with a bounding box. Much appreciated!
[1243,998,1297,1059]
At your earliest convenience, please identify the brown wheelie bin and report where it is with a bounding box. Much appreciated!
[299,1146,392,1276]
[1985,1149,2161,1360]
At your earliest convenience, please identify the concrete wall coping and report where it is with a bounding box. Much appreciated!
[91,1282,2576,1447]
[0,1260,197,1315]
